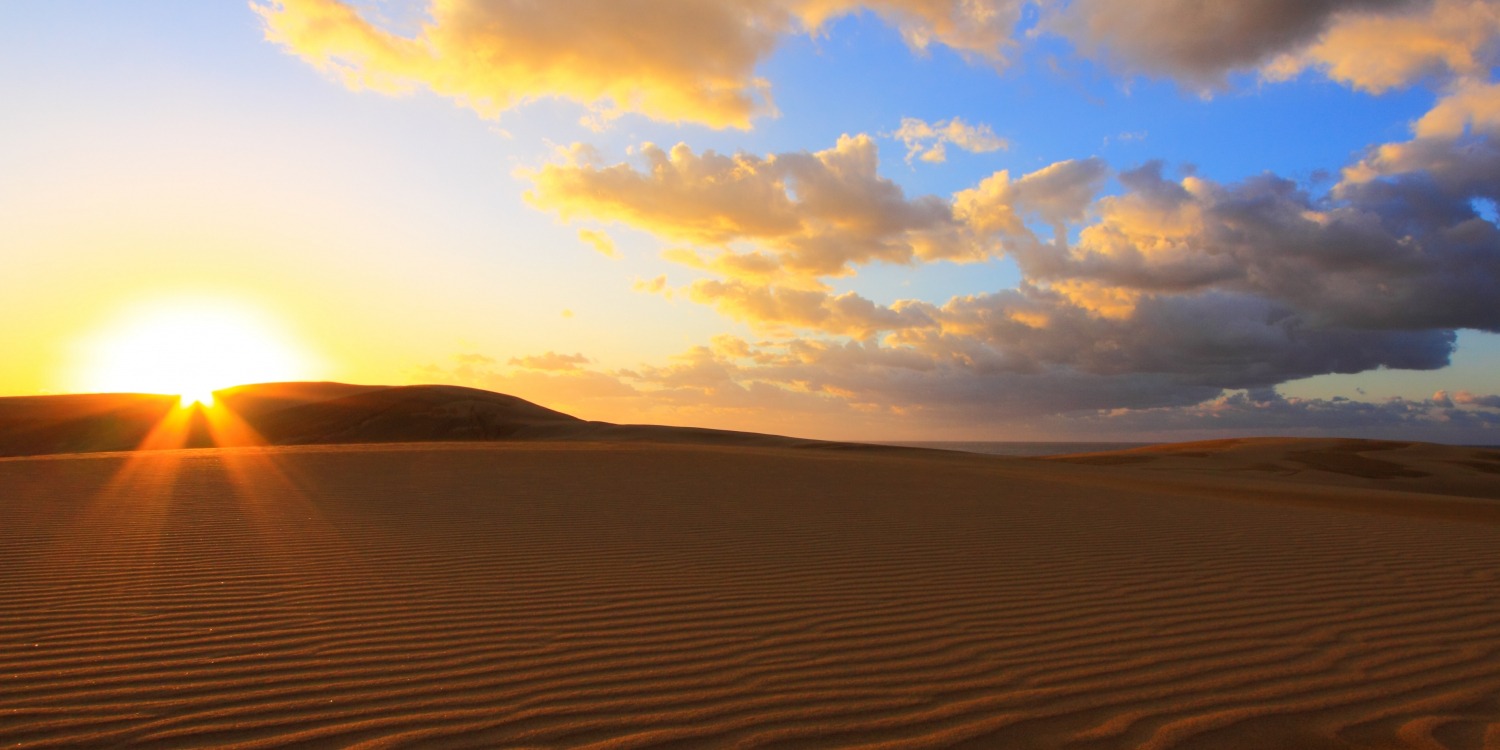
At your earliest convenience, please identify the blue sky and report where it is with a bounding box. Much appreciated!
[4,1,1499,442]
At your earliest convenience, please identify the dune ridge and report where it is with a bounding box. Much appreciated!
[0,383,850,458]
[2,436,1498,748]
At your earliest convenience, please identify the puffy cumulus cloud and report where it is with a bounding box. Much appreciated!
[892,117,1008,164]
[257,0,1498,128]
[1039,0,1500,103]
[1344,73,1500,184]
[1046,0,1413,86]
[797,0,1027,66]
[533,130,1500,340]
[1023,160,1500,332]
[526,134,988,278]
[254,0,1027,128]
[955,157,1109,239]
[254,0,782,128]
[1045,0,1500,95]
[1413,78,1500,139]
[526,127,1498,435]
[1265,0,1500,92]
[1338,83,1500,221]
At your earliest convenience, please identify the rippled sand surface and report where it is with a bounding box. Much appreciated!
[3,440,1498,749]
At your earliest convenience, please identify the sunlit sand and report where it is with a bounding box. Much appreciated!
[1,385,1497,748]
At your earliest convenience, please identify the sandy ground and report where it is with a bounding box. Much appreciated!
[2,440,1498,749]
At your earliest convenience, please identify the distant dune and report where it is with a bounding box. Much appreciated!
[1046,437,1500,516]
[2,387,1498,748]
[0,382,847,458]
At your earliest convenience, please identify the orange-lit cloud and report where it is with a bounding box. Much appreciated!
[524,121,1498,436]
[1046,0,1411,86]
[686,280,933,337]
[526,134,989,278]
[257,0,1500,129]
[252,0,1500,440]
[954,158,1108,240]
[254,0,780,128]
[254,0,1025,128]
[577,229,617,258]
[508,351,591,371]
[1341,78,1500,186]
[1265,0,1500,92]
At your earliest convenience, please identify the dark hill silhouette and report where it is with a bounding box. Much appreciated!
[0,382,857,457]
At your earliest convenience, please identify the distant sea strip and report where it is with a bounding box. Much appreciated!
[878,441,1153,457]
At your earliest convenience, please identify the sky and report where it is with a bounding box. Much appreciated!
[3,0,1500,443]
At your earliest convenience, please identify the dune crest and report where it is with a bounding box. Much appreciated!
[0,382,844,458]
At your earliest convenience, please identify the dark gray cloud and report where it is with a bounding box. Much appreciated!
[1013,150,1500,333]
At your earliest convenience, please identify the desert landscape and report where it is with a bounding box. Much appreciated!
[11,1,1500,747]
[2,385,1498,749]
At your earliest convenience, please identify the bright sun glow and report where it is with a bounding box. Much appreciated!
[77,300,310,406]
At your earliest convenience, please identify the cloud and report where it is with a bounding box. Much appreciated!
[1042,0,1500,95]
[1340,75,1500,184]
[530,130,1498,355]
[892,117,1008,164]
[1265,0,1500,92]
[423,338,1500,442]
[1047,0,1413,86]
[686,279,934,337]
[524,126,1499,433]
[905,288,1458,388]
[1059,387,1500,441]
[508,351,591,371]
[577,229,617,258]
[525,134,988,279]
[254,0,781,128]
[1455,390,1500,407]
[956,157,1109,237]
[293,2,1500,438]
[814,0,1026,66]
[1020,159,1500,332]
[254,0,1027,129]
[257,0,1499,128]
[633,274,671,297]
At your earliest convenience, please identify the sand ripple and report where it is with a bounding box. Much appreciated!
[2,444,1498,748]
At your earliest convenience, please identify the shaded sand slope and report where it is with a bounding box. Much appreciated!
[0,393,184,457]
[2,442,1498,749]
[1047,438,1500,511]
[0,384,840,458]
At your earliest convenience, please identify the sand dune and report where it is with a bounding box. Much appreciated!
[2,434,1498,748]
[0,384,842,458]
[1046,438,1500,525]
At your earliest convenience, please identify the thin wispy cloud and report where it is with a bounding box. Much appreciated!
[892,117,1008,164]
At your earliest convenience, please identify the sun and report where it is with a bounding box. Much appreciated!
[77,300,311,406]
